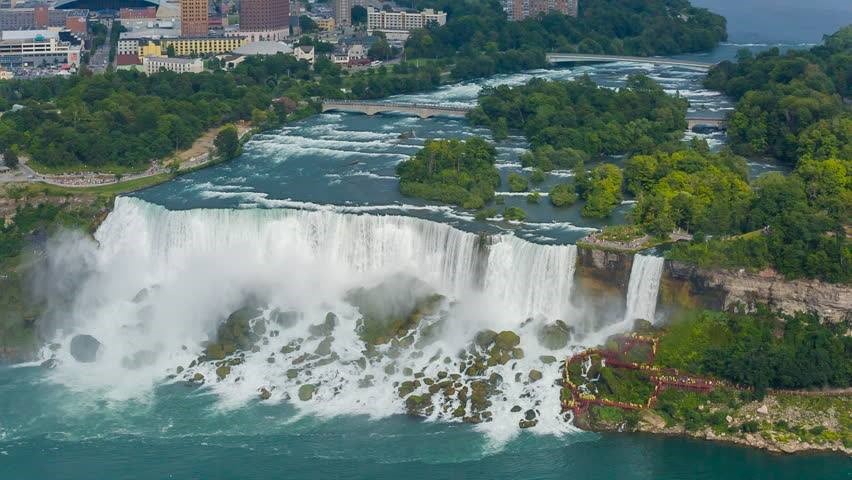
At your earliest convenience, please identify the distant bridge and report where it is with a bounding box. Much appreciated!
[686,114,727,130]
[323,100,726,130]
[321,100,472,119]
[546,53,715,71]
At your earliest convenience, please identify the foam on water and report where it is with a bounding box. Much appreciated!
[38,197,666,444]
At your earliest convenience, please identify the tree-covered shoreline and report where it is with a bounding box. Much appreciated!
[407,0,727,80]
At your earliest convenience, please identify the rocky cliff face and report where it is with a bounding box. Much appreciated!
[575,246,633,288]
[663,261,851,324]
[573,247,851,324]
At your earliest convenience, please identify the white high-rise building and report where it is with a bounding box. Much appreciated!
[366,7,447,40]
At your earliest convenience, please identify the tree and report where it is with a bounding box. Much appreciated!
[166,44,176,57]
[368,38,395,61]
[351,5,367,24]
[214,125,240,161]
[299,15,317,33]
[507,173,528,192]
[549,183,577,207]
[503,207,527,221]
[3,147,19,169]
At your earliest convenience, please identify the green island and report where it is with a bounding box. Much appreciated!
[396,137,500,210]
[704,26,851,164]
[564,310,851,453]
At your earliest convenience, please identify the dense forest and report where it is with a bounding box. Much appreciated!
[470,74,688,158]
[406,0,727,80]
[0,56,441,170]
[623,139,849,282]
[469,74,687,219]
[396,138,500,209]
[657,309,852,394]
[704,26,851,164]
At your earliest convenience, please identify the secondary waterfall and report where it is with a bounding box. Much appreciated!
[623,254,665,323]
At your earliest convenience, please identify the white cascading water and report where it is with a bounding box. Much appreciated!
[38,197,656,444]
[623,254,665,323]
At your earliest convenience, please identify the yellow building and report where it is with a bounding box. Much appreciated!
[314,17,335,31]
[139,41,163,59]
[160,37,248,57]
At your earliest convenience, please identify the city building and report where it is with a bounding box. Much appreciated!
[216,53,245,69]
[0,29,81,67]
[334,0,349,27]
[139,40,162,56]
[239,0,288,41]
[293,43,313,64]
[115,52,142,70]
[119,7,157,19]
[143,55,202,74]
[312,16,334,31]
[366,7,446,41]
[161,35,246,55]
[180,0,208,36]
[331,42,365,65]
[0,7,87,31]
[232,40,291,56]
[503,0,577,20]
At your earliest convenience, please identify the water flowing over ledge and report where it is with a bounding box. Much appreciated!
[36,197,665,443]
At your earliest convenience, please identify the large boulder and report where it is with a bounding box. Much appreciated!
[537,320,573,350]
[475,330,498,348]
[298,384,316,401]
[69,334,101,363]
[347,274,442,344]
[494,331,520,350]
[309,313,338,337]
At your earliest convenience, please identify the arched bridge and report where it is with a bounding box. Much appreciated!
[546,53,715,71]
[323,100,726,129]
[686,115,727,130]
[321,100,472,119]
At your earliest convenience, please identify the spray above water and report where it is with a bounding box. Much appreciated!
[36,197,664,443]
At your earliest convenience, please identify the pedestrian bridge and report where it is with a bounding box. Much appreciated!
[546,53,715,71]
[321,100,472,119]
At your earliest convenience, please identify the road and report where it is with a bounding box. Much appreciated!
[88,20,112,73]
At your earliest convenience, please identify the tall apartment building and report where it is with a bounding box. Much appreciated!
[334,0,350,27]
[180,0,208,37]
[239,0,289,41]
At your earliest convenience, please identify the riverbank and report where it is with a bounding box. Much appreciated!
[565,327,851,455]
[579,392,851,455]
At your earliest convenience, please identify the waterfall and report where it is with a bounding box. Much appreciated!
[93,197,577,322]
[623,254,665,323]
[38,197,599,438]
[483,236,577,321]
